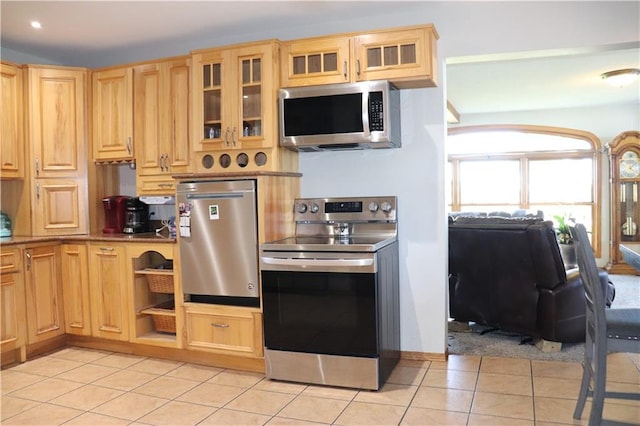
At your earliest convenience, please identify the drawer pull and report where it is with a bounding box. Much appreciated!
[99,247,114,252]
[211,323,229,328]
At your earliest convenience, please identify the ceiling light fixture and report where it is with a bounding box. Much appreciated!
[601,68,640,87]
[30,21,42,29]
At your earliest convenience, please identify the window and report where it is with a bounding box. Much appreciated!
[447,125,603,255]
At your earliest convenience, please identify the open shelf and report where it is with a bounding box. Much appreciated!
[132,250,177,343]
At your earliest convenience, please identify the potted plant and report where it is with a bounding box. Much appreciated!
[553,214,577,268]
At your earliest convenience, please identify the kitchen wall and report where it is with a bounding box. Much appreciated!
[5,1,638,356]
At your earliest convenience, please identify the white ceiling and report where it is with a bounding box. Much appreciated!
[2,1,639,116]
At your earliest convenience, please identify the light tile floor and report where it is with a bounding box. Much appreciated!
[1,347,639,425]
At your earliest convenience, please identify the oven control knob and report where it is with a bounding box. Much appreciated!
[381,201,393,213]
[310,203,320,213]
[297,203,307,214]
[368,201,379,212]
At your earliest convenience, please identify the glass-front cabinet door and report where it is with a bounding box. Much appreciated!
[192,41,277,153]
[194,50,226,151]
[607,131,640,275]
[280,36,351,87]
[353,25,439,88]
[231,42,276,150]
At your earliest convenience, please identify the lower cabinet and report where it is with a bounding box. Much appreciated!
[88,243,129,341]
[24,243,65,344]
[61,243,91,336]
[185,303,263,358]
[0,247,26,363]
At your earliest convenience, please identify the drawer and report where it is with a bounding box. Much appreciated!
[0,249,20,274]
[185,305,263,357]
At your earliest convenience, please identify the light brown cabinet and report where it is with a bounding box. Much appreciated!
[61,243,91,335]
[24,243,65,344]
[1,62,24,180]
[607,131,640,274]
[88,243,130,341]
[0,247,26,364]
[185,303,263,358]
[191,41,286,173]
[92,66,134,162]
[134,57,190,195]
[26,66,88,236]
[281,24,439,89]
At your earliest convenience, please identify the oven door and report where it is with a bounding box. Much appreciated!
[261,251,379,357]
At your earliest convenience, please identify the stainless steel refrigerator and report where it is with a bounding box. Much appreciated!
[176,179,259,307]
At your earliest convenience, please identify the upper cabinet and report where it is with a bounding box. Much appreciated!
[134,57,190,195]
[1,62,24,180]
[25,65,88,236]
[26,66,85,179]
[92,66,134,162]
[281,24,439,89]
[192,41,278,153]
[280,36,351,87]
[190,40,298,173]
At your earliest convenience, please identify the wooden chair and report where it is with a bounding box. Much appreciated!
[570,223,640,425]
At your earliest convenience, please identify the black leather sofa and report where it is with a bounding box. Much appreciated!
[448,215,613,343]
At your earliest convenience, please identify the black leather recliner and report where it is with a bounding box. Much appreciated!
[448,216,614,343]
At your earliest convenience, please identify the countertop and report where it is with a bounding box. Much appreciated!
[0,232,176,246]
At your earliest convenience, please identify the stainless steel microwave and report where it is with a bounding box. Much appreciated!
[279,80,401,151]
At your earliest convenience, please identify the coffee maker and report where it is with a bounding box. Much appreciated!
[102,196,128,234]
[123,197,149,234]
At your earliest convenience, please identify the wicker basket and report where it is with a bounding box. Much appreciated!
[144,300,176,334]
[146,274,174,294]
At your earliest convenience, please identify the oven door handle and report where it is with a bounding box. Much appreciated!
[260,256,374,270]
[261,257,373,267]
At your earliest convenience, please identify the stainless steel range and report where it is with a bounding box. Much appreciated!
[260,196,400,390]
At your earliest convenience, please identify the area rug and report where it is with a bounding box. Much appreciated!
[447,274,639,362]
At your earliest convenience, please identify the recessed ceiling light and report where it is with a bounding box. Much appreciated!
[30,21,42,29]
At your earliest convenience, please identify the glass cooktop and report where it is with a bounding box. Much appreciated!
[260,235,397,252]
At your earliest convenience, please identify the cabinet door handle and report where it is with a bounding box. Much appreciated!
[232,127,237,147]
[342,61,348,79]
[25,251,31,271]
[159,153,167,172]
[35,158,40,176]
[35,182,40,199]
[224,127,230,147]
[126,137,132,155]
[356,59,361,77]
[211,323,229,328]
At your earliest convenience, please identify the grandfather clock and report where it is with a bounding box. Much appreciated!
[607,130,640,274]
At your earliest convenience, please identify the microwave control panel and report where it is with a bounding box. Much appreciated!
[368,91,384,132]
